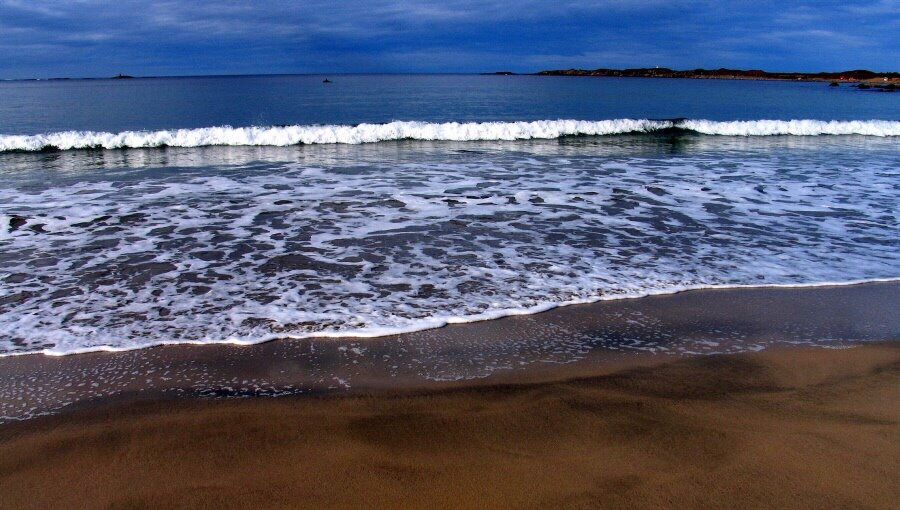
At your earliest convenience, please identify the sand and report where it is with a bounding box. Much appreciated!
[1,342,898,510]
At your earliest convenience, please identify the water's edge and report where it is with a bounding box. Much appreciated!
[5,278,898,359]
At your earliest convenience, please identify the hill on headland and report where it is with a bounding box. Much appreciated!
[487,68,899,86]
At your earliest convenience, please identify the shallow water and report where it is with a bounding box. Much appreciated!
[1,135,898,355]
[0,75,898,356]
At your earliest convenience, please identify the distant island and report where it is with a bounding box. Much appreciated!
[485,68,899,90]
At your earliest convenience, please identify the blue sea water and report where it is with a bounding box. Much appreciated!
[0,75,897,355]
[0,74,898,134]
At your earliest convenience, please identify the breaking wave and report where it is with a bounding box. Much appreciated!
[1,119,898,152]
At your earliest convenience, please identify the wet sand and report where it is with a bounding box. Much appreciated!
[2,282,899,422]
[1,342,898,509]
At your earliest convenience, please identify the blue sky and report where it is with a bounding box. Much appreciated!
[0,0,897,78]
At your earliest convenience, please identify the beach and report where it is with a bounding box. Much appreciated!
[3,281,898,421]
[1,1,899,507]
[1,341,898,509]
[1,283,899,509]
[1,73,899,509]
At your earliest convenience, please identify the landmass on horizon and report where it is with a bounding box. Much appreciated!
[488,67,900,90]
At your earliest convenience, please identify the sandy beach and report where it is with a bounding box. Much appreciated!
[1,283,899,509]
[2,3,898,509]
[1,341,898,509]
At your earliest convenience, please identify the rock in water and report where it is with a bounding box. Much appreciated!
[8,215,27,231]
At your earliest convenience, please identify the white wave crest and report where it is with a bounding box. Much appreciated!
[0,119,668,151]
[1,119,898,151]
[681,119,900,136]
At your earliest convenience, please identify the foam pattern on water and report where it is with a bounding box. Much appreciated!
[1,119,899,152]
[0,140,898,355]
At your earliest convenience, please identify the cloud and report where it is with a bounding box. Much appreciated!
[0,0,896,78]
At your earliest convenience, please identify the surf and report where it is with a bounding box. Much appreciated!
[2,119,898,152]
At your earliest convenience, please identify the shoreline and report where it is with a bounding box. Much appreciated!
[505,67,900,86]
[530,74,900,86]
[2,281,898,423]
[6,277,899,359]
[2,342,898,509]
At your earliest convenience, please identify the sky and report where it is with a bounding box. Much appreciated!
[0,0,897,79]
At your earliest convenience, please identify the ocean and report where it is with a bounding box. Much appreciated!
[0,74,898,357]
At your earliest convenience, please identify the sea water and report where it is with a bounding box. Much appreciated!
[0,74,898,356]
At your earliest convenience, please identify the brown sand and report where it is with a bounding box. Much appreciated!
[1,343,899,509]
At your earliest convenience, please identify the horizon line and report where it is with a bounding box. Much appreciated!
[3,66,900,83]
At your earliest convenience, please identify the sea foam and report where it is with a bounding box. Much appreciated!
[1,119,898,152]
[1,137,898,356]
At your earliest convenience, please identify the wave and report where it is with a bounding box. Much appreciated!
[1,119,898,152]
[680,119,900,136]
